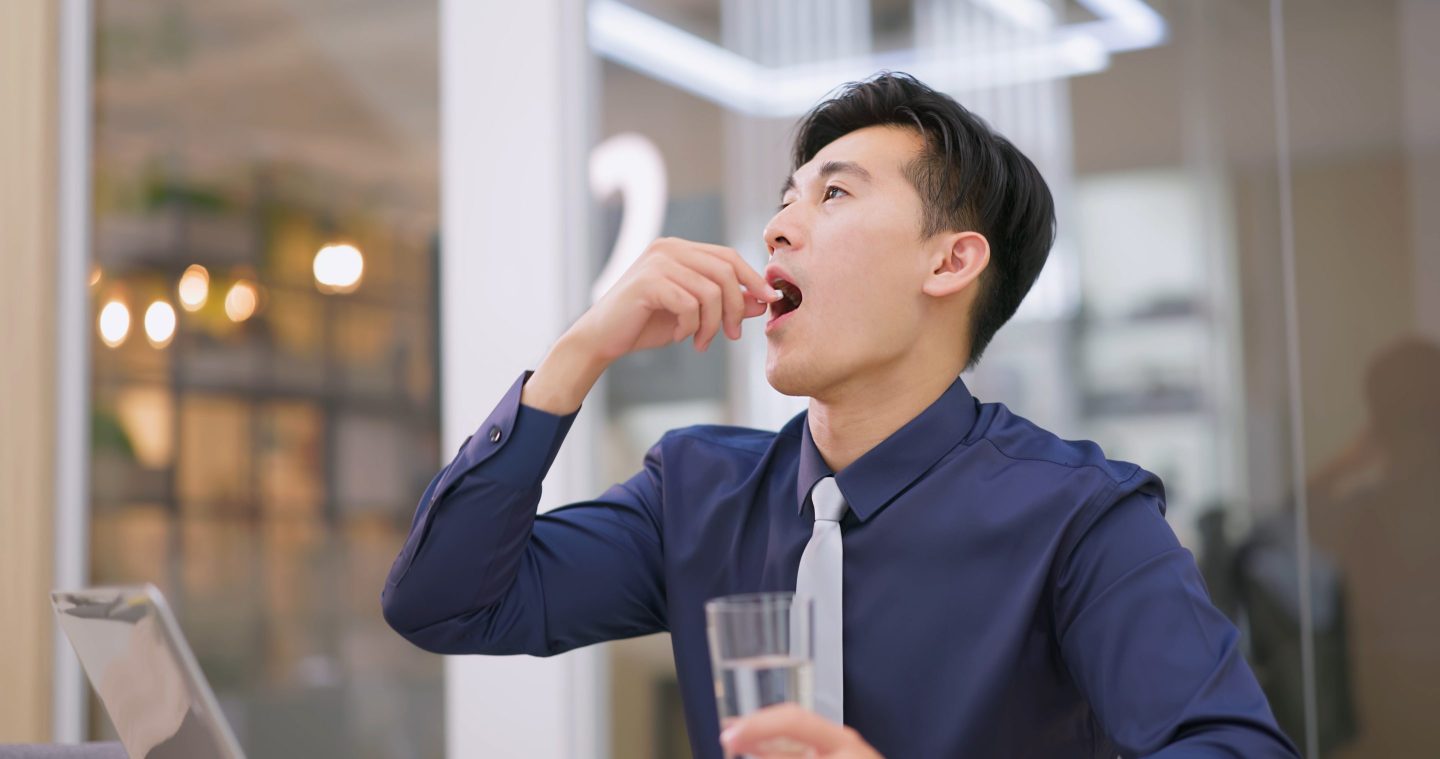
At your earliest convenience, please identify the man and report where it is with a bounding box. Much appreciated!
[381,72,1297,757]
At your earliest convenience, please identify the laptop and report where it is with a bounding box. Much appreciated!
[51,584,247,759]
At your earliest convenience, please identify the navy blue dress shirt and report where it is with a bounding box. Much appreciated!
[382,370,1299,758]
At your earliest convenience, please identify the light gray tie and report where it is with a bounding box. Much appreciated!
[795,476,848,724]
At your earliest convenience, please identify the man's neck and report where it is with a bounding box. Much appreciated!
[806,355,965,473]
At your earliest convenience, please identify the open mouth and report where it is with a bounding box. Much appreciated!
[769,278,803,321]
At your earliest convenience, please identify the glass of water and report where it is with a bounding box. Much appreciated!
[705,591,814,753]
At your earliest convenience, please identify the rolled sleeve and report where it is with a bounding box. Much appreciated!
[380,369,668,657]
[382,370,576,614]
[442,371,579,493]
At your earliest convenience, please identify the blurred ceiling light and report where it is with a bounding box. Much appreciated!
[974,0,1056,30]
[88,265,102,288]
[225,280,258,322]
[768,38,1106,116]
[177,264,209,311]
[144,300,177,348]
[588,0,1163,117]
[98,300,130,347]
[1071,0,1167,52]
[313,243,364,294]
[589,0,764,113]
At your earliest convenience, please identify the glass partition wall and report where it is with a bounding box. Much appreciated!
[1271,2,1440,755]
[86,2,442,757]
[587,1,1439,757]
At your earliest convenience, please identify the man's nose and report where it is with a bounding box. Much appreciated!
[764,215,796,256]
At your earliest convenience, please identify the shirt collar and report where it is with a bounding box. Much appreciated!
[794,375,980,522]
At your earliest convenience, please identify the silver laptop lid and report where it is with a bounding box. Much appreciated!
[52,584,247,759]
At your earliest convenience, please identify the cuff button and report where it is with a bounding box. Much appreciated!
[488,425,502,443]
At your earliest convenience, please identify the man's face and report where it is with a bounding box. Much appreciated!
[763,125,937,398]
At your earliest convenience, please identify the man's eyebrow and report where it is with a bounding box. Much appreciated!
[777,160,874,206]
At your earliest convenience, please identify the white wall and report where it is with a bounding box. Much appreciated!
[441,0,604,756]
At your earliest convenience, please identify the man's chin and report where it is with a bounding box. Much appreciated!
[764,361,811,398]
[767,379,807,397]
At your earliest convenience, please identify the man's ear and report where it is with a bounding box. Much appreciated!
[922,231,990,298]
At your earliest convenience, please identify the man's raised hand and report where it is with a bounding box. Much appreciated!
[520,237,779,416]
[571,237,779,360]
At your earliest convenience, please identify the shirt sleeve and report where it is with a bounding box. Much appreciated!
[379,370,668,656]
[1054,482,1302,758]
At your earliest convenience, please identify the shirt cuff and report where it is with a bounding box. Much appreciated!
[442,370,581,494]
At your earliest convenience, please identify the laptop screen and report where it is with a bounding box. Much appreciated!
[52,585,246,759]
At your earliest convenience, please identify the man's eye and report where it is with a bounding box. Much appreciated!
[775,187,845,212]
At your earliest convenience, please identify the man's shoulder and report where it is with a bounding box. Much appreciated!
[658,423,784,459]
[970,402,1169,548]
[971,400,1150,490]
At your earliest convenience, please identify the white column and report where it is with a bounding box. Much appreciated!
[53,0,94,743]
[441,1,604,757]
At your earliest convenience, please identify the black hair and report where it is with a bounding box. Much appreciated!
[789,71,1057,368]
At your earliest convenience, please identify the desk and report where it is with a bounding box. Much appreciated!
[0,744,125,758]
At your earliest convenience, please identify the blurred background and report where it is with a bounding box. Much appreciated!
[2,1,1436,758]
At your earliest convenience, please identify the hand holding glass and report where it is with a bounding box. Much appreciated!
[706,592,814,755]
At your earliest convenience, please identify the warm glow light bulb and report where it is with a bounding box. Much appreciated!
[177,264,210,311]
[225,280,258,322]
[98,300,130,347]
[313,243,364,294]
[144,300,177,347]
